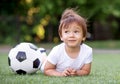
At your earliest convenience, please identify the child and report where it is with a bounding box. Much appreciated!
[41,8,93,76]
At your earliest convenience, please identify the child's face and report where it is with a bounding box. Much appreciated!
[60,22,85,48]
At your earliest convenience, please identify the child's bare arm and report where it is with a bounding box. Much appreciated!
[75,63,92,76]
[44,61,71,76]
[44,61,91,76]
[44,61,61,76]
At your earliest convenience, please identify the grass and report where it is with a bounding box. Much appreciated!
[0,52,120,84]
[36,40,120,49]
[85,40,120,49]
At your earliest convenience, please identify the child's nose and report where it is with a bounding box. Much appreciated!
[69,32,74,36]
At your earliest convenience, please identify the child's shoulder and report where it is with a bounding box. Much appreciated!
[52,43,65,50]
[81,43,92,51]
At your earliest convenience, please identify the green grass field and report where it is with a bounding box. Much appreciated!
[37,40,120,49]
[0,52,120,84]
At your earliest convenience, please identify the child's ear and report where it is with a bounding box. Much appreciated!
[82,37,86,41]
[60,37,63,41]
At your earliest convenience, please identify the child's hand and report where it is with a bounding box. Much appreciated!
[62,68,76,76]
[70,69,77,76]
[62,68,73,76]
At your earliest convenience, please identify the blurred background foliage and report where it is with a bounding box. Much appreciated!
[0,0,120,44]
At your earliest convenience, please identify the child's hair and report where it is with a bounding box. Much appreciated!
[58,8,87,39]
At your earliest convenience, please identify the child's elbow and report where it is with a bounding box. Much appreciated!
[85,70,91,75]
[86,71,90,75]
[44,69,49,76]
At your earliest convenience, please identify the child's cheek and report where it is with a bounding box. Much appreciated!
[62,33,68,38]
[75,34,82,38]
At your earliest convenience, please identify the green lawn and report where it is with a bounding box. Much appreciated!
[85,40,120,49]
[0,52,120,84]
[28,40,120,49]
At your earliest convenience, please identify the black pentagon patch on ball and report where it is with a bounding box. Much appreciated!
[8,57,11,66]
[16,51,26,62]
[33,58,40,68]
[40,49,46,53]
[16,69,26,75]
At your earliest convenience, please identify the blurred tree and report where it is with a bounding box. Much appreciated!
[0,0,120,44]
[84,0,120,40]
[0,0,41,44]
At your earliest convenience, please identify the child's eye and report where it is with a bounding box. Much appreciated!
[65,31,68,33]
[74,31,79,33]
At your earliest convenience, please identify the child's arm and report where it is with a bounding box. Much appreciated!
[75,63,92,76]
[44,61,71,76]
[44,61,91,76]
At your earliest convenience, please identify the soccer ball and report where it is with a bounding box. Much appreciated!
[8,42,45,75]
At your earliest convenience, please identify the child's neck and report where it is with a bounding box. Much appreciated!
[65,46,80,59]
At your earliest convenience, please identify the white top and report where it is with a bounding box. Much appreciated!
[41,43,92,72]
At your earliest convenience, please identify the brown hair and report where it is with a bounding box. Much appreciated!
[58,8,87,39]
